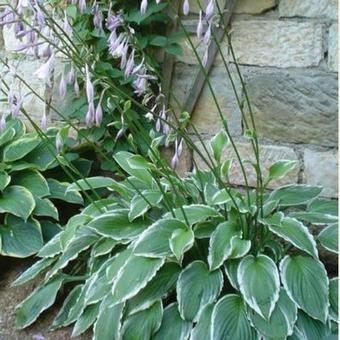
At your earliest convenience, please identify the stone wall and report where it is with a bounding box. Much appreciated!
[173,0,338,198]
[0,0,338,198]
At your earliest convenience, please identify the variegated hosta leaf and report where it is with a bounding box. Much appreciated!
[280,255,329,323]
[51,285,83,330]
[211,294,257,340]
[229,235,251,259]
[238,254,280,319]
[92,238,118,257]
[129,190,163,221]
[169,228,194,263]
[47,228,99,278]
[318,223,338,253]
[133,218,187,258]
[12,170,50,198]
[15,275,64,329]
[106,248,133,281]
[248,288,297,338]
[93,296,124,340]
[224,259,241,290]
[121,301,163,340]
[38,233,62,258]
[12,257,55,286]
[189,304,214,340]
[177,261,223,322]
[87,212,149,240]
[153,303,192,340]
[163,204,221,226]
[329,278,338,321]
[264,215,318,259]
[208,221,241,271]
[269,184,322,207]
[125,262,181,316]
[67,176,116,192]
[72,303,100,337]
[111,254,164,305]
[289,310,331,339]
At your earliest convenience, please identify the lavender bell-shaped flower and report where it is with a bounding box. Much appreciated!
[86,101,95,127]
[95,96,103,126]
[11,97,23,118]
[205,0,215,21]
[67,66,75,84]
[59,73,67,98]
[171,140,179,169]
[140,0,148,15]
[183,0,190,16]
[41,111,48,131]
[34,53,55,81]
[197,11,204,40]
[79,0,86,13]
[85,64,94,103]
[0,115,6,132]
[74,78,80,97]
[203,47,209,66]
[63,14,73,35]
[56,134,63,153]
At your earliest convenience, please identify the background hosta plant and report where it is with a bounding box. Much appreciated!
[13,147,338,339]
[0,118,95,257]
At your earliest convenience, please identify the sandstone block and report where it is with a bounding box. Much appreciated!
[328,24,338,72]
[279,0,338,20]
[303,149,338,198]
[243,70,338,147]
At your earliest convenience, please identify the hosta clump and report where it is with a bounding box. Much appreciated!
[0,119,89,257]
[13,145,338,339]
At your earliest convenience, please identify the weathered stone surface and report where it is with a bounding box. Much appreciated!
[234,0,276,14]
[171,63,242,136]
[0,58,45,121]
[230,20,324,68]
[188,0,276,14]
[279,0,338,20]
[303,149,338,198]
[194,140,300,189]
[328,24,338,72]
[243,70,338,147]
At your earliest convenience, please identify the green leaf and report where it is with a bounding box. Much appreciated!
[210,130,229,162]
[264,215,318,258]
[47,179,83,204]
[72,303,100,337]
[88,212,149,240]
[134,218,187,257]
[127,154,154,170]
[114,151,153,188]
[0,127,15,147]
[229,236,251,259]
[33,197,59,220]
[11,170,50,198]
[129,190,162,221]
[15,275,64,328]
[3,135,40,162]
[106,248,133,281]
[210,189,232,205]
[248,288,297,338]
[92,238,117,257]
[51,285,83,330]
[224,259,240,290]
[0,171,11,191]
[280,255,329,323]
[111,254,164,305]
[125,263,181,316]
[329,278,338,321]
[12,257,55,286]
[93,299,124,340]
[0,185,35,220]
[149,35,168,47]
[177,261,223,322]
[269,185,322,206]
[153,303,192,340]
[290,310,330,339]
[189,304,214,340]
[238,255,280,319]
[193,221,216,239]
[169,228,194,263]
[121,301,163,340]
[0,216,43,257]
[212,294,256,340]
[288,211,338,225]
[208,221,240,270]
[308,199,338,216]
[266,160,298,183]
[165,204,221,226]
[318,223,338,253]
[67,176,116,192]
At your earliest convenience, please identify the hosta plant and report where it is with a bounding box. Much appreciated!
[0,118,90,257]
[13,143,338,339]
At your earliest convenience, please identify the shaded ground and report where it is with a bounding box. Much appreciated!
[0,258,90,340]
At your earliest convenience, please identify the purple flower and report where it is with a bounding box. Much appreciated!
[85,64,94,103]
[140,0,148,15]
[124,49,135,79]
[95,98,103,127]
[74,78,80,97]
[79,0,86,13]
[59,73,66,98]
[106,13,123,31]
[11,97,23,118]
[205,0,215,21]
[56,134,63,153]
[197,11,204,40]
[203,47,209,66]
[34,54,55,81]
[67,66,75,84]
[203,24,211,45]
[183,0,190,16]
[63,14,73,35]
[85,101,95,127]
[0,115,6,132]
[41,111,48,130]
